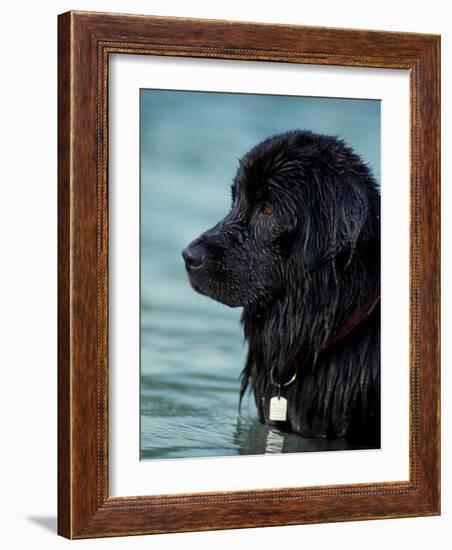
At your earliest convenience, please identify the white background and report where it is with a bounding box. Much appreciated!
[0,0,449,548]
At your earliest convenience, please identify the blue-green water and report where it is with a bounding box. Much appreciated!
[140,89,380,460]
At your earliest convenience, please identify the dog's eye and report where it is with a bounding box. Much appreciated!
[262,205,273,215]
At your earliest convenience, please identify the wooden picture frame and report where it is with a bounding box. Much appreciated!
[58,10,440,539]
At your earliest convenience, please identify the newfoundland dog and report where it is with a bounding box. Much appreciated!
[182,130,380,446]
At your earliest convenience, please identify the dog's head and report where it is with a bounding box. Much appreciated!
[182,130,380,315]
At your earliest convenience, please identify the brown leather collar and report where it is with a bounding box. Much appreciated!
[325,294,380,348]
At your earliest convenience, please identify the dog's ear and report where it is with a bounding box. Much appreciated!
[303,174,373,273]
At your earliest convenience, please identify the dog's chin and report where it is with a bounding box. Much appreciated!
[185,271,244,308]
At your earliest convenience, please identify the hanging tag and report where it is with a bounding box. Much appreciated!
[269,396,287,421]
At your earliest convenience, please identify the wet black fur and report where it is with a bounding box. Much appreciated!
[183,130,380,446]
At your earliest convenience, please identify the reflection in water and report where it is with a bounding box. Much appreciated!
[232,416,368,457]
[265,430,285,455]
[140,89,380,460]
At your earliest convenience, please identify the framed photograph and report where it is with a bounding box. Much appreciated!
[58,11,440,538]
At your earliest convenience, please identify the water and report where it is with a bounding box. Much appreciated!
[140,89,380,460]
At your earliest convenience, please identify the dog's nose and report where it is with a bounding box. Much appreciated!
[182,243,206,270]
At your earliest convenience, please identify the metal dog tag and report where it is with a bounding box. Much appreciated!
[269,396,287,421]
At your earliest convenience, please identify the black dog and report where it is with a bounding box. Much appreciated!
[182,130,380,446]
